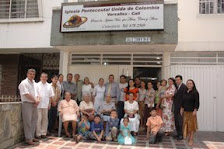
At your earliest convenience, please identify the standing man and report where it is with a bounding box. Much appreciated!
[18,69,39,145]
[174,75,187,140]
[118,75,128,121]
[105,74,120,104]
[74,74,83,105]
[63,73,77,100]
[135,77,141,88]
[35,72,54,139]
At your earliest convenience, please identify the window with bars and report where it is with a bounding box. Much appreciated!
[70,53,163,67]
[0,0,39,19]
[199,0,224,14]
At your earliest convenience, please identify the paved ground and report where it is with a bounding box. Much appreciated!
[11,131,224,149]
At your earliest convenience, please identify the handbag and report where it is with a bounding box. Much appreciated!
[124,136,132,145]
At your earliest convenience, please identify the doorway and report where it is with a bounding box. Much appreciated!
[133,67,161,89]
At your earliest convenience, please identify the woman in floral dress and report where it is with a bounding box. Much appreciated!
[161,78,176,136]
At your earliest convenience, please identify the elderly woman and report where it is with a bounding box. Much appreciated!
[122,92,140,136]
[82,77,94,99]
[58,92,80,138]
[79,94,95,121]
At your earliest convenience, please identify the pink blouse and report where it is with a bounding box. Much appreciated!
[58,99,79,115]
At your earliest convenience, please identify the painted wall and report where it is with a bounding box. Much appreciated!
[0,0,63,49]
[177,0,224,51]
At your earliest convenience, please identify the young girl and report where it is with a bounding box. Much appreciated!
[118,117,136,145]
[74,115,91,143]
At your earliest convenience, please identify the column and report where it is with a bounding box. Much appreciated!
[59,50,69,77]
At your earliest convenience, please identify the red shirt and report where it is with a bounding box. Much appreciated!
[124,87,139,101]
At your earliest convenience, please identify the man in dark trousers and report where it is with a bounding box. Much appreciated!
[174,75,187,140]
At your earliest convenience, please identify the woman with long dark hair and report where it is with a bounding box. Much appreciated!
[181,79,199,146]
[161,78,176,136]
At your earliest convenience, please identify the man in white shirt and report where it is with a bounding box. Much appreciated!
[35,72,54,138]
[118,75,128,121]
[18,69,39,145]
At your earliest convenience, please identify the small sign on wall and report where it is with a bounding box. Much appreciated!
[125,37,151,43]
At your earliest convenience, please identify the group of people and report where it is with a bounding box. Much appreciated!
[18,69,200,146]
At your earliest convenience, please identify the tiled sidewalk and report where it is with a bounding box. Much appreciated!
[11,132,224,149]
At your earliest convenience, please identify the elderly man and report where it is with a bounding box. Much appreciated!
[18,69,39,145]
[35,72,54,139]
[63,73,77,100]
[99,95,116,122]
[104,74,120,103]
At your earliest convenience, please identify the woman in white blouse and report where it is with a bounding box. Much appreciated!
[79,94,95,121]
[123,92,140,136]
[82,77,94,101]
[93,78,105,114]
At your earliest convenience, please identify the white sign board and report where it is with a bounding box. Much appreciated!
[61,3,164,32]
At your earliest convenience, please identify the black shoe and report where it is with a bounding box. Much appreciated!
[177,136,183,140]
[47,131,51,136]
[173,134,179,138]
[36,136,41,139]
[41,135,47,139]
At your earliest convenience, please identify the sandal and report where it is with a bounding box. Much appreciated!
[65,133,71,138]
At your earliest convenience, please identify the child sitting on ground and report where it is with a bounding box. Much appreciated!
[89,115,104,142]
[118,117,136,145]
[105,110,119,141]
[74,115,91,143]
[146,108,164,144]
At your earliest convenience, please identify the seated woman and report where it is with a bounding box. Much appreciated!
[99,95,116,122]
[79,94,95,121]
[58,92,80,138]
[121,92,140,136]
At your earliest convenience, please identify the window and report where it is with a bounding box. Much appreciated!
[0,0,39,19]
[199,0,224,14]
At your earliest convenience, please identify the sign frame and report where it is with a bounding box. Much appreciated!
[60,1,164,33]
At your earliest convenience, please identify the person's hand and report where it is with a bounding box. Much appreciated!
[129,114,134,118]
[34,102,38,107]
[193,110,197,116]
[97,137,101,142]
[77,112,80,117]
[180,109,183,116]
[152,131,157,135]
[156,104,159,109]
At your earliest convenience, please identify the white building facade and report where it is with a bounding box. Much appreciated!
[0,0,224,132]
